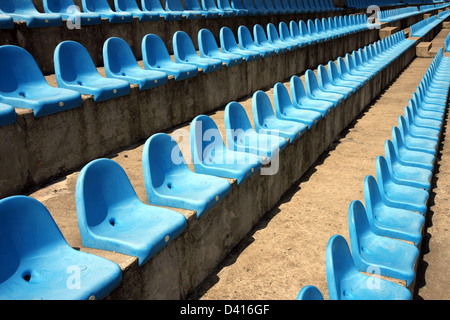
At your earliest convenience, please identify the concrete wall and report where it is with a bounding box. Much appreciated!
[0,28,378,199]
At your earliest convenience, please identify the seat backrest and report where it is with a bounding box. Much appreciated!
[296,285,324,300]
[76,158,141,230]
[103,37,139,75]
[279,21,292,40]
[220,26,239,51]
[273,82,294,116]
[254,0,267,9]
[238,25,256,48]
[198,28,220,56]
[299,20,311,36]
[348,199,371,261]
[165,0,186,11]
[252,90,277,129]
[230,0,246,9]
[267,23,281,42]
[82,0,113,12]
[304,69,321,95]
[224,101,254,134]
[54,41,99,84]
[0,0,40,14]
[43,0,77,13]
[327,60,342,84]
[190,114,226,165]
[253,24,269,45]
[218,0,233,10]
[184,0,202,10]
[203,0,219,10]
[290,75,308,105]
[242,0,257,9]
[141,34,172,68]
[289,20,301,37]
[141,0,165,11]
[317,64,332,89]
[264,0,276,10]
[0,195,69,283]
[173,31,198,61]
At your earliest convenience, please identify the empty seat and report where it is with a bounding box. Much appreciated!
[279,21,308,48]
[273,82,322,128]
[81,0,133,23]
[218,0,247,16]
[54,41,130,102]
[326,234,412,300]
[403,103,440,142]
[254,0,271,15]
[252,90,307,143]
[173,31,223,73]
[317,64,353,99]
[266,22,298,51]
[0,103,16,127]
[185,0,219,18]
[202,0,235,17]
[296,285,324,300]
[0,45,82,118]
[115,0,160,21]
[220,26,261,62]
[253,24,288,54]
[290,75,333,116]
[103,37,168,91]
[43,0,102,25]
[398,115,438,154]
[165,0,202,19]
[0,0,62,28]
[142,133,231,218]
[289,20,315,46]
[229,0,249,16]
[0,14,14,29]
[242,0,260,15]
[142,34,198,81]
[141,0,183,20]
[224,101,288,163]
[348,200,419,286]
[75,158,187,266]
[364,174,425,246]
[326,60,362,92]
[0,195,122,300]
[304,69,344,107]
[190,115,262,185]
[198,28,243,67]
[238,25,276,58]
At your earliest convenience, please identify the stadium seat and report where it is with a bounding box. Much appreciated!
[103,37,168,91]
[75,158,187,266]
[336,56,369,85]
[229,0,249,16]
[141,34,198,81]
[272,0,288,14]
[185,0,219,18]
[290,75,333,116]
[165,0,202,19]
[398,115,438,154]
[267,22,299,51]
[0,14,14,29]
[403,103,441,142]
[0,0,62,28]
[81,0,133,23]
[242,0,260,15]
[363,174,425,246]
[264,0,282,14]
[296,285,324,300]
[190,115,262,185]
[141,0,183,20]
[43,0,102,25]
[54,41,131,102]
[289,20,315,46]
[219,0,247,16]
[173,31,223,73]
[202,0,235,17]
[253,24,288,54]
[238,25,276,58]
[115,0,160,21]
[0,103,16,127]
[304,69,344,106]
[220,27,261,62]
[273,82,322,128]
[142,133,231,218]
[326,60,362,92]
[224,101,288,163]
[254,0,271,15]
[317,64,353,98]
[252,90,307,142]
[0,45,82,118]
[348,200,419,286]
[326,234,412,300]
[279,21,308,48]
[198,28,244,67]
[375,155,429,215]
[0,195,122,300]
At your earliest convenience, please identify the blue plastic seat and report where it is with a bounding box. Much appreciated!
[43,0,102,25]
[54,41,130,102]
[304,69,344,106]
[76,158,187,266]
[0,14,14,29]
[279,21,308,48]
[141,0,182,20]
[224,101,288,163]
[115,0,160,21]
[242,0,261,15]
[273,82,322,128]
[0,45,82,118]
[142,133,231,218]
[202,0,235,16]
[0,195,122,300]
[253,0,270,15]
[336,56,369,84]
[364,174,425,246]
[185,0,219,18]
[253,24,288,54]
[289,20,315,46]
[327,60,362,91]
[264,0,281,14]
[103,37,168,91]
[0,0,62,28]
[326,234,412,300]
[290,75,333,116]
[165,0,202,19]
[398,115,438,154]
[281,0,296,13]
[0,103,16,127]
[345,53,374,80]
[220,27,260,62]
[198,28,243,67]
[141,34,198,81]
[376,155,429,215]
[229,0,249,16]
[348,200,419,286]
[296,285,324,300]
[238,25,276,58]
[272,0,287,14]
[173,31,223,74]
[403,103,440,143]
[190,115,262,185]
[409,96,444,124]
[317,64,353,99]
[252,90,307,143]
[307,19,327,42]
[218,0,247,16]
[82,0,133,23]
[267,22,298,51]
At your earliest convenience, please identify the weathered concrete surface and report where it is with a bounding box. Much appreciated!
[190,56,439,301]
[0,28,379,200]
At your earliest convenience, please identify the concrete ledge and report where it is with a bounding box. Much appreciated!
[0,28,379,199]
[92,38,416,300]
